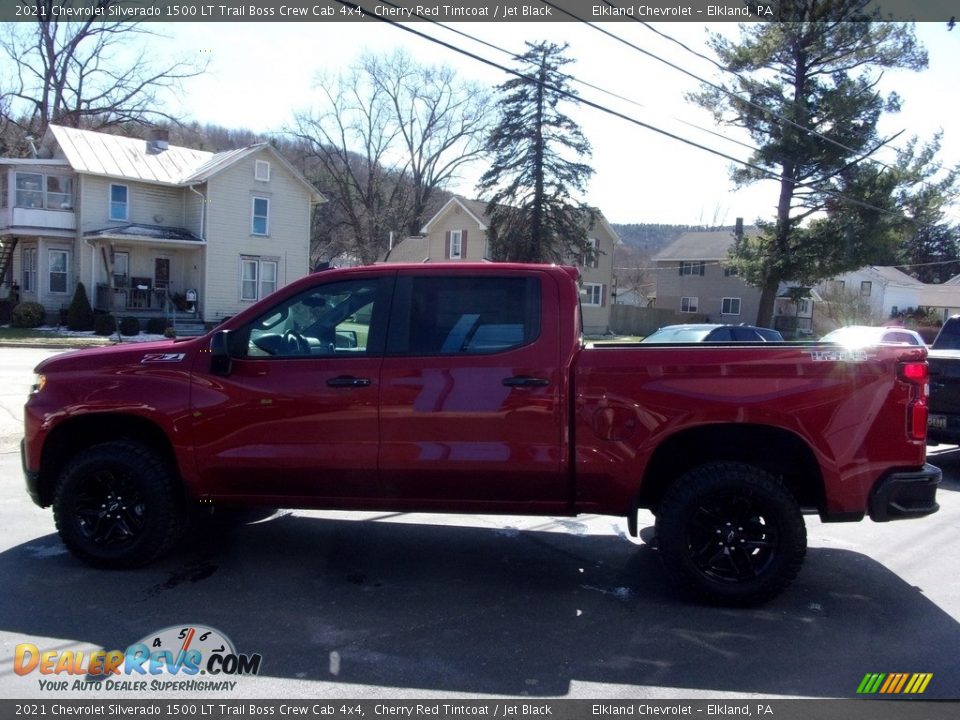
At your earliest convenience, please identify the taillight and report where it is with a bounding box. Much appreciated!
[899,361,929,441]
[899,362,928,384]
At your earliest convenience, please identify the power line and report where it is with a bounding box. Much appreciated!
[558,0,960,225]
[614,4,960,207]
[334,0,949,230]
[376,0,761,156]
[585,0,907,168]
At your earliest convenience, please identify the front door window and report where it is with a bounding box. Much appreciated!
[113,252,129,289]
[155,258,170,291]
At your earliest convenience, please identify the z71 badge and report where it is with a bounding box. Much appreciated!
[141,353,186,364]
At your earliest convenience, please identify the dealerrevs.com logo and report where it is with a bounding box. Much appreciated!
[14,625,262,693]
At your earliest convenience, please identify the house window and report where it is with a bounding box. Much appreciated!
[680,261,706,276]
[251,197,270,236]
[22,247,37,292]
[723,265,739,277]
[582,238,599,269]
[13,172,73,209]
[681,296,699,313]
[241,257,278,301]
[450,229,463,259]
[15,173,44,208]
[798,299,810,314]
[110,184,128,221]
[46,175,73,209]
[721,297,741,316]
[860,281,872,297]
[255,160,271,182]
[261,260,277,297]
[48,249,69,294]
[582,283,604,307]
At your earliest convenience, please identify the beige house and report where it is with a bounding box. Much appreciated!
[383,196,620,334]
[653,226,763,324]
[0,125,323,330]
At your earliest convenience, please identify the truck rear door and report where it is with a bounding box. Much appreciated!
[378,268,567,510]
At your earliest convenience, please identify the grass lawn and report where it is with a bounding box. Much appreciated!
[0,326,112,345]
[0,326,61,340]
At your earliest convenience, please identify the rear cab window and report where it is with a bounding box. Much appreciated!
[386,275,541,356]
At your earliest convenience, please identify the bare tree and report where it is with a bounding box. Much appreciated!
[364,50,492,236]
[293,50,493,264]
[815,287,884,334]
[1,1,205,137]
[613,244,655,306]
[293,65,412,266]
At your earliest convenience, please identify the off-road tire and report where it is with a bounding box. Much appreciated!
[656,462,807,606]
[53,441,184,568]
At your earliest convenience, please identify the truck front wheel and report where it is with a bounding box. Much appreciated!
[53,441,184,568]
[656,462,806,606]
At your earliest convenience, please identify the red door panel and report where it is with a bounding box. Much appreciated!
[378,270,567,509]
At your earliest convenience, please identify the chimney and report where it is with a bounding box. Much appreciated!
[735,217,744,241]
[147,128,170,154]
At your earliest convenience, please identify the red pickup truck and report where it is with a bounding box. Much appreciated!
[22,263,940,605]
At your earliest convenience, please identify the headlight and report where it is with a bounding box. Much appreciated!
[31,374,46,394]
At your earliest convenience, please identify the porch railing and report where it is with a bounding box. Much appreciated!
[95,283,195,317]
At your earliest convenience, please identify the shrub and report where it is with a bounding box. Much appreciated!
[163,327,177,339]
[119,316,141,336]
[11,302,46,328]
[146,317,170,335]
[66,282,95,331]
[93,313,117,336]
[0,299,13,325]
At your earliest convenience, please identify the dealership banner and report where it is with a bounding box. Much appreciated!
[0,0,953,23]
[4,700,960,720]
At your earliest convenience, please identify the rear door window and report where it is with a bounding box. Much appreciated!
[387,276,540,356]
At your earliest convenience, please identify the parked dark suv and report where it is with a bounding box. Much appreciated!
[927,316,960,443]
[642,323,784,343]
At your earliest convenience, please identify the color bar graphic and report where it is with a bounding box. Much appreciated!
[857,673,932,694]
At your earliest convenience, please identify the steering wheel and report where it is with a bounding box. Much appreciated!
[282,330,309,355]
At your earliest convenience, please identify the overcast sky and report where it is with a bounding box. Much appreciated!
[12,19,960,226]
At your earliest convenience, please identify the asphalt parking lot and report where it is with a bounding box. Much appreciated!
[1,346,958,701]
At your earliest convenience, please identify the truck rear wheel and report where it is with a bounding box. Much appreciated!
[53,441,184,568]
[655,462,806,606]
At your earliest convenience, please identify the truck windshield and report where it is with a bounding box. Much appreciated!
[935,320,960,350]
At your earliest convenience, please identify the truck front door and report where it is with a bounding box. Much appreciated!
[191,274,392,503]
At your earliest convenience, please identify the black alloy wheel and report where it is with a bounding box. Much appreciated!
[656,462,807,606]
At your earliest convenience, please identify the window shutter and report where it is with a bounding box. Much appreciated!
[445,231,451,259]
[699,262,705,276]
[461,229,468,258]
[601,284,607,308]
[678,264,683,276]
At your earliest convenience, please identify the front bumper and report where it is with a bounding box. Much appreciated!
[21,439,44,507]
[869,463,941,521]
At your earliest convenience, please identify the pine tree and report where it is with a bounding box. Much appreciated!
[690,0,930,326]
[66,282,94,331]
[477,41,596,264]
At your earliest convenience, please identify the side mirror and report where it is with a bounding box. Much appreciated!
[210,330,233,377]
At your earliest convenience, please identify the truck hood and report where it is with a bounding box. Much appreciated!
[35,337,204,374]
